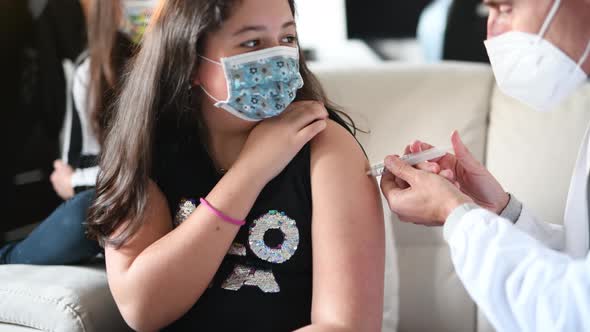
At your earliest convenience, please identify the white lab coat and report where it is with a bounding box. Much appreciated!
[443,125,590,332]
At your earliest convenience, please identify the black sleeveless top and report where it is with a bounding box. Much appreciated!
[153,130,313,331]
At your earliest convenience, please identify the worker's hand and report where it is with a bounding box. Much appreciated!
[380,155,473,225]
[405,131,509,214]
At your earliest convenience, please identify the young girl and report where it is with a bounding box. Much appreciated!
[0,0,152,265]
[88,0,385,331]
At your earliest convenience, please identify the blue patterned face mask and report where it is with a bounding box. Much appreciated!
[199,46,304,122]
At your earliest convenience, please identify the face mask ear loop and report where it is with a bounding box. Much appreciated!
[200,85,221,104]
[576,40,590,68]
[197,55,223,103]
[199,55,222,66]
[553,40,589,99]
[537,0,562,43]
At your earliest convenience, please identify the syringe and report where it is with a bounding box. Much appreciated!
[367,146,453,177]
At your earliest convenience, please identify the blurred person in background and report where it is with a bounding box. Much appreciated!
[0,0,155,265]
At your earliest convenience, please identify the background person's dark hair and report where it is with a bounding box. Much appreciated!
[87,0,135,144]
[443,0,489,63]
[87,0,355,248]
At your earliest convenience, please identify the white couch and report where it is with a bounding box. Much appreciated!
[1,62,589,332]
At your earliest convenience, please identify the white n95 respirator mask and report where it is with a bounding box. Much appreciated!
[484,0,590,112]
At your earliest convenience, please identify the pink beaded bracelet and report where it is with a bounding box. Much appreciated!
[199,198,246,226]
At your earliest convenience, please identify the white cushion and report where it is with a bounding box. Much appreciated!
[0,263,129,332]
[0,323,42,332]
[487,83,590,223]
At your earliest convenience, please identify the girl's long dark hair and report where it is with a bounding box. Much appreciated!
[87,0,134,144]
[87,0,355,248]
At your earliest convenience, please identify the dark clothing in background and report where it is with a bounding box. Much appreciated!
[1,0,87,233]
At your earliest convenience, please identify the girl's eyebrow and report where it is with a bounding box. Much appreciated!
[233,21,296,36]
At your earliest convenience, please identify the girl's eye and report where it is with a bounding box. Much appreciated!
[241,40,260,48]
[282,35,298,44]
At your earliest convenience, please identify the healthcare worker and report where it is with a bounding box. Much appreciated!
[380,0,590,331]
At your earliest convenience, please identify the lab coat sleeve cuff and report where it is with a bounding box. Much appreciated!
[499,193,523,224]
[444,203,481,241]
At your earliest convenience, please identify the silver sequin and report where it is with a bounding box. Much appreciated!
[221,264,280,293]
[227,243,247,256]
[174,198,196,226]
[249,211,299,264]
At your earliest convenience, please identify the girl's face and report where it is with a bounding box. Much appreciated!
[195,0,298,106]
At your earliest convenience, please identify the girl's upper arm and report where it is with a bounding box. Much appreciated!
[105,179,173,282]
[309,120,385,331]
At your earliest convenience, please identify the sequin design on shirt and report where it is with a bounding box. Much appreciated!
[227,243,247,256]
[248,210,299,263]
[222,210,300,293]
[174,201,300,294]
[221,265,280,293]
[174,198,197,227]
